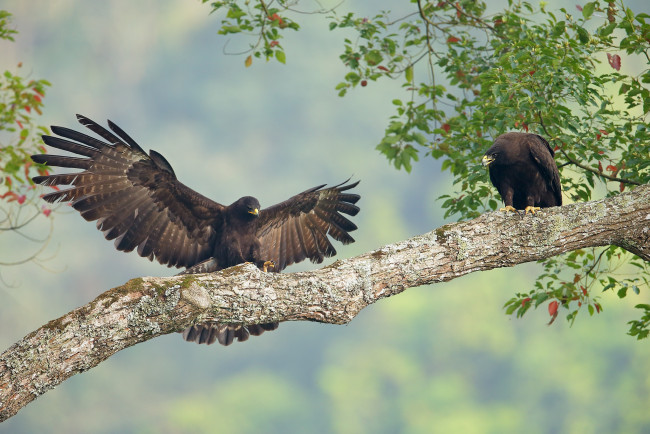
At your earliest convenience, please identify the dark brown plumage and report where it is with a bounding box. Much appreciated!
[481,132,561,214]
[31,115,360,346]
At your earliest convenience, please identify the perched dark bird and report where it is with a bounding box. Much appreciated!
[481,132,561,214]
[31,115,360,346]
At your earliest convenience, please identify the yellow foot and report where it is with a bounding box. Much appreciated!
[524,206,541,215]
[499,205,517,213]
[263,261,275,272]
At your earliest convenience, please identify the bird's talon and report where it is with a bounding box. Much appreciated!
[525,206,541,215]
[499,205,517,213]
[262,261,275,272]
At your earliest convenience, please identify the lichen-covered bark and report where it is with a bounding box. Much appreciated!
[1,185,649,422]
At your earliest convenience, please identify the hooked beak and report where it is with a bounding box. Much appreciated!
[248,208,259,216]
[481,155,494,167]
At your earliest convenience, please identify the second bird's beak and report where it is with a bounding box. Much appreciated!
[481,155,494,167]
[249,208,259,216]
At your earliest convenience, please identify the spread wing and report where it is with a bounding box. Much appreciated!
[528,135,562,205]
[256,180,360,271]
[31,114,223,268]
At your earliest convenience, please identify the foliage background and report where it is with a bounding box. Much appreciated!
[0,0,649,432]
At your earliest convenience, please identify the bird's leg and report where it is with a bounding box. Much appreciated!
[499,190,517,213]
[524,196,541,215]
[262,261,275,272]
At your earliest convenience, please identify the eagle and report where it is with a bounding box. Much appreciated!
[481,132,561,214]
[31,115,360,346]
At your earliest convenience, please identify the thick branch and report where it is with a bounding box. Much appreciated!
[1,185,649,421]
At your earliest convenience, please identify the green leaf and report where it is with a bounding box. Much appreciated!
[226,7,246,19]
[405,65,413,84]
[582,2,595,20]
[275,50,286,64]
[364,50,382,66]
[219,25,241,34]
[599,22,616,37]
[576,26,589,44]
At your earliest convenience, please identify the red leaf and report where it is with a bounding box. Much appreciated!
[607,53,621,71]
[573,273,581,283]
[269,40,279,47]
[553,145,560,151]
[24,105,31,113]
[16,120,23,129]
[360,80,368,87]
[606,164,618,172]
[33,94,42,103]
[521,297,531,307]
[598,161,603,172]
[620,182,625,192]
[17,194,26,205]
[42,206,51,217]
[377,65,389,72]
[548,300,559,316]
[0,191,17,200]
[447,36,460,44]
[576,5,583,11]
[581,286,588,296]
[595,303,601,313]
[441,123,451,133]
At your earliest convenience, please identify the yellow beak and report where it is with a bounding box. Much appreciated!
[481,155,494,167]
[248,208,259,216]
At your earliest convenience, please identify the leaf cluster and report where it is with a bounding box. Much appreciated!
[0,10,53,271]
[203,0,301,66]
[326,0,650,337]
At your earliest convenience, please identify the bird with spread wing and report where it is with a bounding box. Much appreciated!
[31,115,360,346]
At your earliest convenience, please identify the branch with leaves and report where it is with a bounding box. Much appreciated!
[201,0,650,332]
[1,184,649,422]
[0,10,52,282]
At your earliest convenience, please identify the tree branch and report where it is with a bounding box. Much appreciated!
[1,185,649,422]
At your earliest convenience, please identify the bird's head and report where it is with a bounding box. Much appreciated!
[232,196,260,219]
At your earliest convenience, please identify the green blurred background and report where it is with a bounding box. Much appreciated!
[1,1,649,432]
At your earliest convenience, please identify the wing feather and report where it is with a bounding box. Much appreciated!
[528,135,562,206]
[257,180,360,271]
[31,115,224,268]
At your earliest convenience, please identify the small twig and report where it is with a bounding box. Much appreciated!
[537,112,642,186]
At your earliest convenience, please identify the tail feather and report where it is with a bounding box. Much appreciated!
[181,322,279,346]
